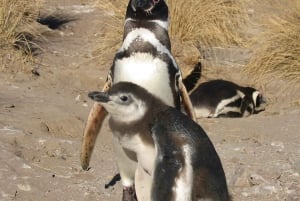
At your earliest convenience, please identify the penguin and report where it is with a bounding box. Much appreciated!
[80,0,197,200]
[88,82,231,201]
[190,79,266,118]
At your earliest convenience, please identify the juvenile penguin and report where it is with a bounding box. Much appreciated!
[80,0,196,200]
[88,82,231,201]
[190,79,266,118]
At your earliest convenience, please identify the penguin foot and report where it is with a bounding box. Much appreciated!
[122,186,138,201]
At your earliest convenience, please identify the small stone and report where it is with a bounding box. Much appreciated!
[248,173,268,186]
[231,168,250,187]
[17,184,31,191]
[75,95,81,101]
[40,122,50,133]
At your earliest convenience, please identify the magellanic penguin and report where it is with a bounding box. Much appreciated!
[190,79,266,118]
[88,82,231,201]
[80,0,197,200]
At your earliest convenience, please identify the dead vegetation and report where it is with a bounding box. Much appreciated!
[244,0,300,84]
[93,0,247,75]
[0,0,45,72]
[1,0,299,87]
[168,0,246,47]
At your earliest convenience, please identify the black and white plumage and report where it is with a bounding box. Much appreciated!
[110,0,180,108]
[88,82,231,201]
[190,79,266,118]
[81,0,196,200]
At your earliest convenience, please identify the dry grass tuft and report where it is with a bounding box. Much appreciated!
[0,0,44,72]
[92,1,126,65]
[93,0,247,72]
[244,1,300,83]
[168,0,246,47]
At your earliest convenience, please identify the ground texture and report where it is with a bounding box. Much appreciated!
[0,1,299,201]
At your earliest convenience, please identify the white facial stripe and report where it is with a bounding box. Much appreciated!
[119,27,178,69]
[173,145,193,201]
[252,91,260,107]
[114,53,174,106]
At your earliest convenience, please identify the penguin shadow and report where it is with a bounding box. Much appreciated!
[104,173,121,189]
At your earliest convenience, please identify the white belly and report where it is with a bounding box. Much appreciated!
[114,52,174,107]
[118,133,156,174]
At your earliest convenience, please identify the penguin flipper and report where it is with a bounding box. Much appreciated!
[179,78,197,121]
[183,62,202,92]
[80,78,112,170]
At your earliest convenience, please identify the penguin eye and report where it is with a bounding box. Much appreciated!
[119,95,129,102]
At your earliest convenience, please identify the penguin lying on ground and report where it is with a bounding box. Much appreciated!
[80,0,198,200]
[190,79,266,118]
[88,82,231,201]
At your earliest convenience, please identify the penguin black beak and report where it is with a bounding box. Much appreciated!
[88,91,110,103]
[258,94,267,104]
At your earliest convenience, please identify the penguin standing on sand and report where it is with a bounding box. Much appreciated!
[88,82,231,201]
[80,0,197,200]
[190,79,266,118]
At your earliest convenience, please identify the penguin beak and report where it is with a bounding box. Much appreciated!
[131,0,153,11]
[88,91,110,103]
[258,93,267,104]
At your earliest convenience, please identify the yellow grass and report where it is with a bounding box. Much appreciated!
[244,1,300,83]
[0,0,44,72]
[168,0,246,47]
[93,0,247,70]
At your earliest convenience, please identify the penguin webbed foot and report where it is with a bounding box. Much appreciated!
[122,185,138,201]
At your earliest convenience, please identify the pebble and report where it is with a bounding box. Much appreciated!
[17,184,31,191]
[248,173,268,186]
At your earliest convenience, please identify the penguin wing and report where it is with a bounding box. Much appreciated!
[150,117,184,201]
[80,72,112,170]
[178,75,197,121]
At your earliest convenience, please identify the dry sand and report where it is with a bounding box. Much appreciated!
[0,1,299,200]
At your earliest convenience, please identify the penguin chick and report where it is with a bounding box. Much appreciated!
[190,79,266,118]
[88,82,231,201]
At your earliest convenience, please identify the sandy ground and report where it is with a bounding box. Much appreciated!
[0,1,299,201]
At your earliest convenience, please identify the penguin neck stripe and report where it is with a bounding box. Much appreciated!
[119,28,178,69]
[124,18,169,30]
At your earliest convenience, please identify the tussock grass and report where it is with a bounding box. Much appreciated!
[0,0,44,72]
[244,1,300,83]
[168,0,246,47]
[92,1,126,65]
[93,0,246,71]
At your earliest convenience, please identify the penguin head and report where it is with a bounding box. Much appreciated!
[88,82,153,124]
[252,90,267,113]
[127,0,168,21]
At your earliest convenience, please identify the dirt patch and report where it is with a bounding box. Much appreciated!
[0,1,299,201]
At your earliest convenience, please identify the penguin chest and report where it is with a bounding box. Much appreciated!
[118,133,156,174]
[113,52,175,107]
